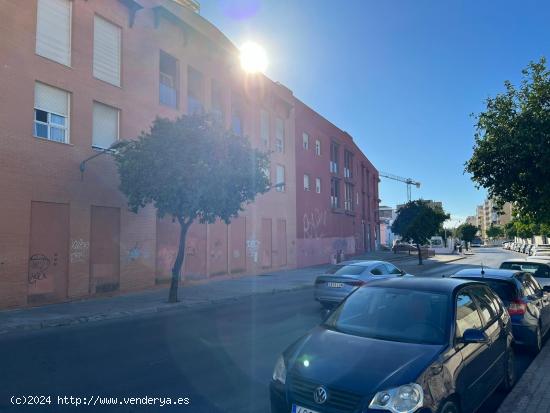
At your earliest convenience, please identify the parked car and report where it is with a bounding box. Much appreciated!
[531,245,550,257]
[451,268,550,353]
[471,237,483,247]
[532,249,550,259]
[500,259,550,287]
[271,278,515,413]
[314,260,411,308]
[526,244,535,255]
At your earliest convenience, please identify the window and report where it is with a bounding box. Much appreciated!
[471,287,498,325]
[159,51,178,108]
[385,263,403,275]
[330,178,340,208]
[93,15,121,86]
[211,80,224,123]
[35,0,71,66]
[356,191,360,205]
[302,132,309,150]
[92,102,119,149]
[325,288,449,345]
[260,109,269,148]
[455,292,483,337]
[34,82,69,143]
[344,150,353,178]
[326,265,366,276]
[315,177,321,194]
[303,174,310,191]
[370,265,388,276]
[276,165,285,192]
[344,182,354,211]
[275,117,285,152]
[330,142,339,173]
[315,139,321,156]
[187,66,203,115]
[231,92,244,136]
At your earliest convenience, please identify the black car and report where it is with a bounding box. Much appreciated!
[452,268,550,353]
[270,278,515,413]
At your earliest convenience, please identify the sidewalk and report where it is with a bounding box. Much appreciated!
[0,250,463,335]
[498,342,550,413]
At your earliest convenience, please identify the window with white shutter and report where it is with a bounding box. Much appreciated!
[35,0,71,66]
[34,82,70,143]
[92,102,119,149]
[93,16,121,86]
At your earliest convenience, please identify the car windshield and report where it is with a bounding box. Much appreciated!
[501,262,550,278]
[325,287,449,345]
[325,265,366,276]
[458,277,518,302]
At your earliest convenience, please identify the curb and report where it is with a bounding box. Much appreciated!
[0,284,315,336]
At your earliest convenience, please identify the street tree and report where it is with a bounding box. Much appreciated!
[504,222,517,239]
[113,114,270,303]
[456,223,478,250]
[486,225,504,240]
[391,200,449,265]
[466,58,550,224]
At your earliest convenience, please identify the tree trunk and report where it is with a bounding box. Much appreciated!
[168,218,191,303]
[417,243,423,265]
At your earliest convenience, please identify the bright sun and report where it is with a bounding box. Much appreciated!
[240,41,268,73]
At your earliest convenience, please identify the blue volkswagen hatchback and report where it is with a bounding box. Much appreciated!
[270,278,515,413]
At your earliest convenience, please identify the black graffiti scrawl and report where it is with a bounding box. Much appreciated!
[28,253,50,284]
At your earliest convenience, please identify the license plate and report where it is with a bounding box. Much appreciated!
[292,405,320,413]
[327,282,344,288]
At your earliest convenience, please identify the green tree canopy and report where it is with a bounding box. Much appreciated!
[486,225,504,239]
[113,114,270,302]
[391,200,449,264]
[466,58,550,224]
[456,223,479,248]
[504,221,517,239]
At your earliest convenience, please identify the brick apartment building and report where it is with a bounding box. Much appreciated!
[0,0,377,309]
[294,99,379,267]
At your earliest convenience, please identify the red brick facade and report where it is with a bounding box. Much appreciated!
[0,0,377,309]
[294,100,379,267]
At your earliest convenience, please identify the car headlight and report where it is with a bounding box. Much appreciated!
[369,383,423,413]
[272,355,286,384]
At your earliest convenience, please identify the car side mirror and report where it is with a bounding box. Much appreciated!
[461,328,488,344]
[400,270,406,276]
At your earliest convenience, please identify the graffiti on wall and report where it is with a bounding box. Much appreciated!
[70,239,89,263]
[28,253,54,284]
[210,239,224,261]
[303,209,327,239]
[246,239,260,263]
[128,242,142,261]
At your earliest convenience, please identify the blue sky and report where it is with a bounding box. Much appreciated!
[201,0,550,225]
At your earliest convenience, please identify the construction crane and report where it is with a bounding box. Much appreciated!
[379,171,421,202]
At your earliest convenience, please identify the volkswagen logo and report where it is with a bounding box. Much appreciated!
[313,386,328,404]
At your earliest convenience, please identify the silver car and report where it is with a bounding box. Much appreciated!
[500,258,550,287]
[314,260,412,308]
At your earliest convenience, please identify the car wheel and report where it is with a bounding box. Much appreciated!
[532,325,543,354]
[500,349,516,392]
[439,400,460,413]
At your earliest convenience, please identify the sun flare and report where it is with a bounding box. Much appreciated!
[240,41,268,73]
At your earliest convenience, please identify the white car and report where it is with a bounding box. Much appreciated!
[500,258,550,287]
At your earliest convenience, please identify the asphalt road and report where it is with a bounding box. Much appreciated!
[0,248,535,413]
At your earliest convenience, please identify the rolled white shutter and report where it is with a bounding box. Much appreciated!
[35,0,71,66]
[35,82,68,116]
[92,102,119,149]
[93,16,121,86]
